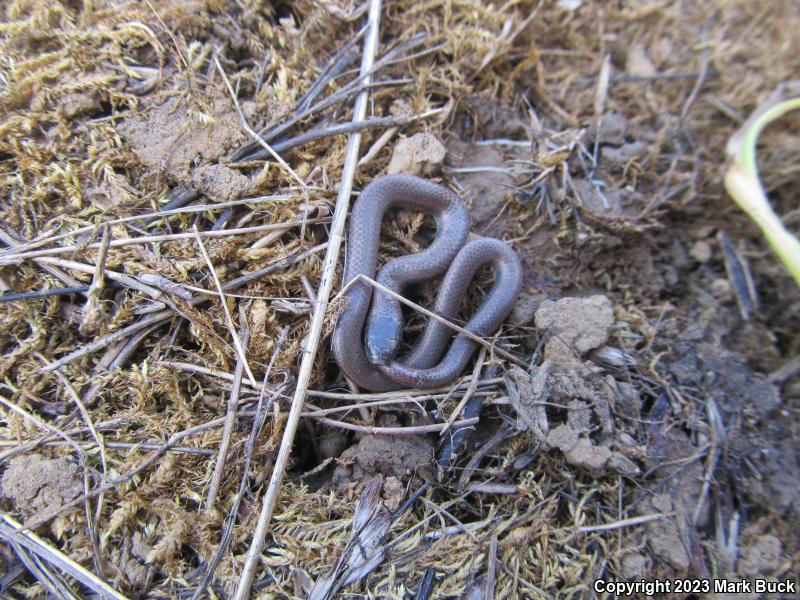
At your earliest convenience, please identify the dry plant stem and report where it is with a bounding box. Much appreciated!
[693,398,722,525]
[88,225,110,294]
[141,188,198,226]
[193,225,257,386]
[46,362,110,573]
[0,394,82,451]
[421,496,480,544]
[358,126,399,166]
[310,415,478,435]
[191,329,288,600]
[0,390,100,563]
[23,410,258,530]
[679,45,711,125]
[1,195,293,257]
[233,77,408,161]
[0,230,88,298]
[0,440,213,456]
[40,243,326,372]
[294,26,364,111]
[0,219,327,265]
[576,513,667,533]
[419,498,550,599]
[41,310,174,374]
[233,1,383,597]
[47,366,108,474]
[108,322,164,371]
[769,354,800,384]
[213,54,307,193]
[205,307,251,509]
[303,392,497,417]
[145,0,188,70]
[35,256,162,299]
[572,70,718,85]
[346,274,528,369]
[0,285,89,303]
[457,423,513,492]
[257,116,415,157]
[441,346,487,435]
[309,376,504,398]
[466,481,519,495]
[9,542,80,600]
[157,359,503,396]
[0,418,127,463]
[48,367,110,486]
[0,513,129,600]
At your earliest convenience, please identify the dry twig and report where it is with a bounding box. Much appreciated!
[233,2,384,597]
[192,225,257,386]
[204,306,251,509]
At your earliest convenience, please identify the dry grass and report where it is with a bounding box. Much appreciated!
[1,0,799,598]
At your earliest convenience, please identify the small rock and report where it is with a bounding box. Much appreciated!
[615,380,642,419]
[566,400,592,433]
[607,451,641,476]
[689,225,716,240]
[709,278,733,302]
[535,295,615,355]
[445,140,513,228]
[387,132,446,177]
[1,454,82,525]
[318,428,349,459]
[381,476,405,512]
[564,437,611,472]
[333,435,433,487]
[690,240,712,263]
[190,164,251,202]
[60,90,104,119]
[644,494,690,573]
[572,179,645,218]
[546,424,578,452]
[131,531,154,562]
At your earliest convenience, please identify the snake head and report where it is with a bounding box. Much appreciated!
[365,313,402,365]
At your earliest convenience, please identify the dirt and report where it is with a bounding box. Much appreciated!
[1,454,83,529]
[505,295,643,477]
[116,95,252,200]
[444,139,518,231]
[387,132,446,177]
[534,294,615,367]
[332,434,434,489]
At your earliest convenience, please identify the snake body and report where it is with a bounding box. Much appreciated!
[331,174,522,391]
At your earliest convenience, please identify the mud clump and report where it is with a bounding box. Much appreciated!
[116,95,251,200]
[507,294,640,477]
[1,454,83,527]
[387,132,446,176]
[534,294,615,371]
[332,435,433,488]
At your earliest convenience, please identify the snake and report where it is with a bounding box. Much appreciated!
[331,174,523,392]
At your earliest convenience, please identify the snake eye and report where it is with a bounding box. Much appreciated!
[365,314,401,365]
